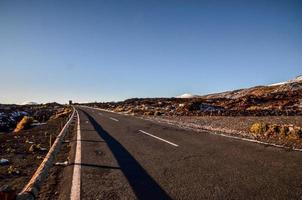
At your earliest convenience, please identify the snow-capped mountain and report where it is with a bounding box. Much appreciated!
[268,75,302,86]
[176,93,197,98]
[203,75,302,100]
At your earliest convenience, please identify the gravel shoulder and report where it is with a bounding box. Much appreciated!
[142,115,302,150]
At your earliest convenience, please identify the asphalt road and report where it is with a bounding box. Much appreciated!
[67,106,302,200]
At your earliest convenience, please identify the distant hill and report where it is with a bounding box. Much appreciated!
[202,75,302,100]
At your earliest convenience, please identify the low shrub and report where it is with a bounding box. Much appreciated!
[268,124,280,134]
[250,122,302,140]
[279,126,289,137]
[250,122,268,135]
[50,108,71,120]
[29,144,41,152]
[288,129,302,140]
[13,116,33,133]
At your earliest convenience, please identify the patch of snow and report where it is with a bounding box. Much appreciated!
[268,81,288,86]
[55,161,68,166]
[32,122,47,126]
[10,111,27,118]
[268,75,302,86]
[21,101,38,105]
[289,75,302,82]
[199,104,224,111]
[176,93,196,98]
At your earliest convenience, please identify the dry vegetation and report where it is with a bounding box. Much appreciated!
[13,116,34,133]
[250,122,302,140]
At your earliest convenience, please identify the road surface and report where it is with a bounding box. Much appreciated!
[63,106,302,199]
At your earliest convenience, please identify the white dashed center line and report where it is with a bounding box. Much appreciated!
[109,117,119,122]
[138,130,179,147]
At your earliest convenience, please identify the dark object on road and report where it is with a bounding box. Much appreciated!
[0,185,16,200]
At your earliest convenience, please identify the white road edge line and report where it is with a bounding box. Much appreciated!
[109,117,119,122]
[138,130,179,147]
[70,109,81,200]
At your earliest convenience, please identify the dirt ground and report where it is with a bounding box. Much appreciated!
[0,116,70,194]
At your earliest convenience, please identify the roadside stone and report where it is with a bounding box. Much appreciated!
[0,158,9,166]
[28,144,47,153]
[154,111,162,116]
[54,161,68,166]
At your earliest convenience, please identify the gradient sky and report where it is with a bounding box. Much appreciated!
[0,0,301,104]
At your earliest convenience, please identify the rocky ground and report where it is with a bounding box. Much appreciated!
[0,104,72,198]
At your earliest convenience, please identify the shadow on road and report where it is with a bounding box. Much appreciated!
[82,110,172,200]
[70,139,105,143]
[70,163,121,170]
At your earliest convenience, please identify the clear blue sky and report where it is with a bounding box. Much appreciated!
[0,0,301,104]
